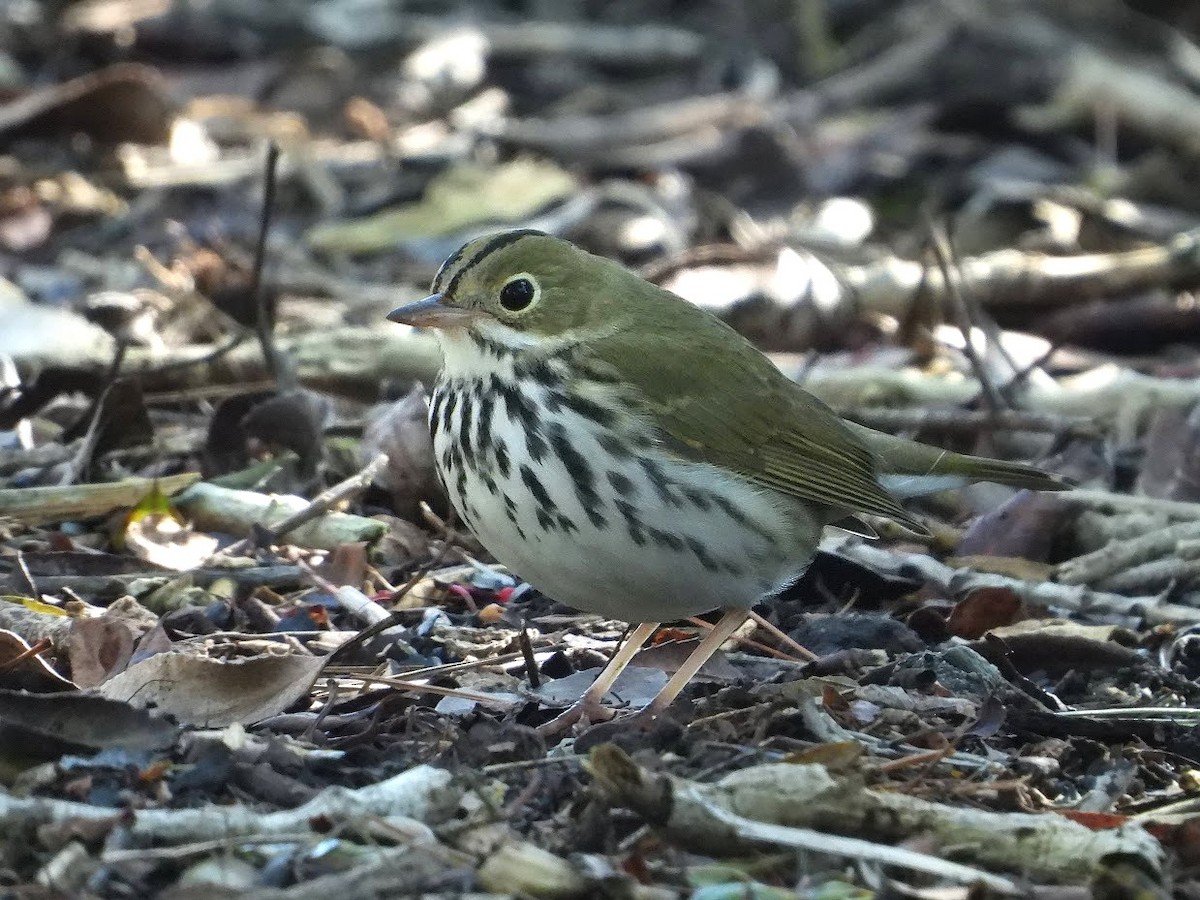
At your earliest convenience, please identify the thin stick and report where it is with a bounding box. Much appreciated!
[519,627,541,688]
[324,671,506,708]
[223,452,390,555]
[748,609,818,661]
[685,616,791,660]
[926,221,1005,413]
[251,142,283,385]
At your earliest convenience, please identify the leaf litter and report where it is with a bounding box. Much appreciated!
[4,0,1200,896]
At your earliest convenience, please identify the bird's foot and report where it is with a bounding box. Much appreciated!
[535,697,618,738]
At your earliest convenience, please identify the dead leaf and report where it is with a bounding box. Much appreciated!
[965,695,1007,738]
[1137,402,1200,502]
[305,159,576,254]
[534,665,668,709]
[0,63,173,143]
[68,618,136,688]
[632,639,741,680]
[989,619,1132,644]
[0,689,177,750]
[781,741,865,768]
[97,649,326,726]
[946,586,1024,639]
[361,385,445,518]
[319,542,369,589]
[956,490,1074,561]
[969,631,1138,675]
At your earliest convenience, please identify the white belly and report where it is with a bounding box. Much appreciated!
[430,375,821,622]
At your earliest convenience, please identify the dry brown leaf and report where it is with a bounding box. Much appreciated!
[97,650,326,726]
[946,586,1024,639]
[0,689,177,751]
[361,385,445,518]
[781,741,865,769]
[68,618,136,689]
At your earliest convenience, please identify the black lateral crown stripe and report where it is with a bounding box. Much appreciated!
[440,229,548,297]
[431,243,469,294]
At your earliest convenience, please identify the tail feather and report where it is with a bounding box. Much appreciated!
[850,422,1069,496]
[941,455,1070,492]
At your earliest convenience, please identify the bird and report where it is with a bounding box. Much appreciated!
[387,229,1066,735]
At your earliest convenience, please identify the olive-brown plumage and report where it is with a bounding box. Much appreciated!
[388,230,1065,733]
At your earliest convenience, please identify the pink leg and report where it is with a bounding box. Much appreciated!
[536,621,660,737]
[641,609,749,719]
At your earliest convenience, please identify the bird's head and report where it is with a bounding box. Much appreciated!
[388,230,630,351]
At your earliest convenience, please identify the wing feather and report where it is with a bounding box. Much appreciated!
[587,308,926,533]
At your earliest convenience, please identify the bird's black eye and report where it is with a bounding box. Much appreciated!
[499,275,538,311]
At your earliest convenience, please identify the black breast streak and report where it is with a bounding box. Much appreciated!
[712,492,776,542]
[494,376,519,410]
[597,432,630,458]
[607,469,636,497]
[685,536,721,572]
[495,378,548,463]
[493,440,511,477]
[501,493,527,540]
[525,430,548,463]
[621,455,740,570]
[548,422,606,528]
[470,332,515,359]
[443,387,460,435]
[516,357,561,389]
[445,441,466,477]
[438,390,453,439]
[615,499,647,546]
[475,390,495,464]
[428,389,446,436]
[520,463,555,513]
[640,458,683,507]
[646,525,684,552]
[555,388,617,427]
[454,467,468,508]
[458,391,476,469]
[480,471,499,496]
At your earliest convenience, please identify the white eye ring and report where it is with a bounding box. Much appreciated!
[499,273,539,311]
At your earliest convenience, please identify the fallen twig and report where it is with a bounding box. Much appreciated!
[588,744,1162,886]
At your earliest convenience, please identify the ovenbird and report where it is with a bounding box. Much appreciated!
[388,230,1065,733]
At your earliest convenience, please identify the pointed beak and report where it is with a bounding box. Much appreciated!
[387,294,485,329]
